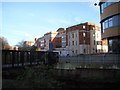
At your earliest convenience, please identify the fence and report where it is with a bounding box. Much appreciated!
[2,50,59,68]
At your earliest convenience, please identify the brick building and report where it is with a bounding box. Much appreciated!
[35,28,65,51]
[66,22,105,55]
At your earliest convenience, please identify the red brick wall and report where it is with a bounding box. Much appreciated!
[79,32,84,44]
[79,32,90,45]
[52,37,62,48]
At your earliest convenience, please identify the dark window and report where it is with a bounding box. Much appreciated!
[72,41,74,45]
[72,33,74,38]
[94,40,96,45]
[97,41,102,45]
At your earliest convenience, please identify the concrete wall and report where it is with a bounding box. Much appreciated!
[59,54,120,64]
[54,68,120,79]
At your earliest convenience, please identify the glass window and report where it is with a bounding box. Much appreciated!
[83,25,86,29]
[83,32,86,37]
[69,34,70,39]
[101,22,105,34]
[83,40,85,44]
[101,14,120,34]
[69,41,70,46]
[72,41,74,45]
[94,40,96,45]
[100,2,116,14]
[105,20,108,28]
[72,33,74,38]
[101,4,104,14]
[108,18,113,27]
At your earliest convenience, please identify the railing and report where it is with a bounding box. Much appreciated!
[2,50,59,68]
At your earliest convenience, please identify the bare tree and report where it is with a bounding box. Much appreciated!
[0,36,11,50]
[16,40,33,51]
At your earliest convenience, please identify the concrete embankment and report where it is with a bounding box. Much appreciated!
[54,68,120,79]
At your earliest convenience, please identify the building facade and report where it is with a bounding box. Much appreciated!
[66,22,103,55]
[24,41,35,46]
[99,0,120,53]
[35,28,65,51]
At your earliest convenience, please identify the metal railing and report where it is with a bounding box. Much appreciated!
[2,50,59,68]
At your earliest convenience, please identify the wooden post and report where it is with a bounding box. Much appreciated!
[4,50,7,64]
[26,51,30,66]
[16,51,19,67]
[12,51,15,68]
[20,51,24,67]
[37,51,39,65]
[30,51,33,66]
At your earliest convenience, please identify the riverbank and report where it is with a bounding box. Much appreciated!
[2,65,120,88]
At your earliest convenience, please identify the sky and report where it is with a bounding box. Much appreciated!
[1,1,100,46]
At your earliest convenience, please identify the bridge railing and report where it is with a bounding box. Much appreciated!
[2,50,59,68]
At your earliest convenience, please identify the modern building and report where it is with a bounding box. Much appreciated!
[66,22,103,55]
[99,0,120,53]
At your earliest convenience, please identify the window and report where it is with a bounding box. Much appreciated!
[84,49,86,53]
[72,33,74,38]
[76,41,77,45]
[83,32,86,37]
[76,50,77,54]
[105,20,108,29]
[72,41,74,45]
[83,40,86,44]
[100,2,116,14]
[83,25,86,29]
[108,18,113,27]
[94,40,96,45]
[69,35,70,39]
[101,14,120,34]
[97,41,102,45]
